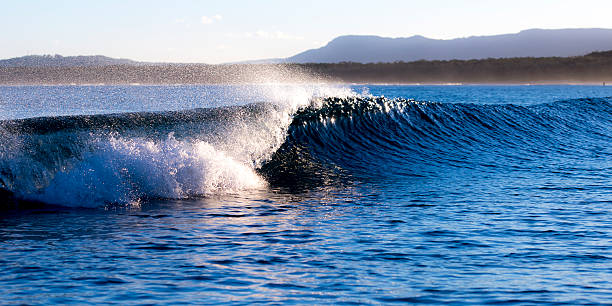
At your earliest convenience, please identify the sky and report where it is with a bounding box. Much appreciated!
[2,0,612,64]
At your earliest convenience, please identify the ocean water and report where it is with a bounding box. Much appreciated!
[1,84,612,304]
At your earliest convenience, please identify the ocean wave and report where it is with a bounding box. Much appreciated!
[1,94,610,207]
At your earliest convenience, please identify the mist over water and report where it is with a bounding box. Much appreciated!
[1,84,612,304]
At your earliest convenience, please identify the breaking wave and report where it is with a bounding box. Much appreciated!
[1,91,610,207]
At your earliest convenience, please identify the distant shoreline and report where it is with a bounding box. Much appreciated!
[2,51,612,85]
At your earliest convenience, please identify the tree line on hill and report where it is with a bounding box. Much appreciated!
[1,51,612,85]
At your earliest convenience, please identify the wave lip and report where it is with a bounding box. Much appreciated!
[266,95,612,184]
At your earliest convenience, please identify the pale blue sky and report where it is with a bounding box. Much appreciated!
[2,0,612,63]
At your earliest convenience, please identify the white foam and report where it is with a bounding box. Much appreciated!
[22,135,266,207]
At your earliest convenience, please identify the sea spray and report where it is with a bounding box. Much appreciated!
[0,84,361,207]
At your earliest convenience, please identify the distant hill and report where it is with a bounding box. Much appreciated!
[285,28,612,63]
[0,55,139,67]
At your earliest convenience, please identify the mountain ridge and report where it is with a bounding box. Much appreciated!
[0,54,140,67]
[285,28,612,63]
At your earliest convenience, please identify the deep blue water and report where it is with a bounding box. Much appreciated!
[1,85,612,304]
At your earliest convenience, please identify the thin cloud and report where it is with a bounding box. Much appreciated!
[201,15,222,25]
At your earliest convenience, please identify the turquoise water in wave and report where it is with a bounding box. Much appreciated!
[1,85,612,304]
